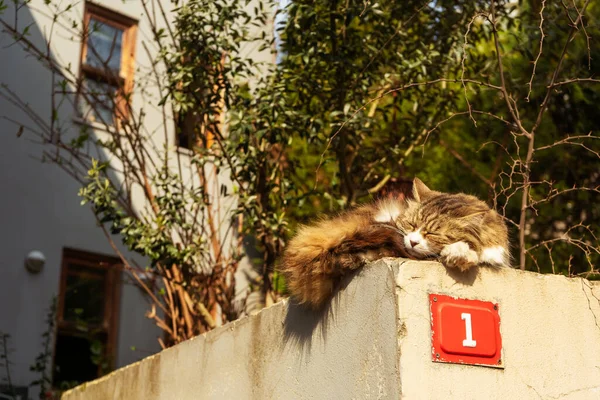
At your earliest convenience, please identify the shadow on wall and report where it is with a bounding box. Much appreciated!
[0,2,159,396]
[444,263,480,286]
[0,3,66,398]
[281,268,362,356]
[281,258,483,357]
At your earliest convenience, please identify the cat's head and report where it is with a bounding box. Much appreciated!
[394,178,488,258]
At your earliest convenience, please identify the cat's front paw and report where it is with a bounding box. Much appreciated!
[440,242,479,272]
[480,246,509,267]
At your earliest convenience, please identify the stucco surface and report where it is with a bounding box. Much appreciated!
[63,259,600,400]
[395,259,600,400]
[63,263,401,400]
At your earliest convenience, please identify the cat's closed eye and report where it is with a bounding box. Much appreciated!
[426,232,445,239]
[400,221,414,230]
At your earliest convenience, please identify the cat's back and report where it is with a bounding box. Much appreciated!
[423,192,490,217]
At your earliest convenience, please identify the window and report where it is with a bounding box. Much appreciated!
[175,106,217,151]
[274,0,291,63]
[176,111,201,150]
[53,248,121,387]
[79,3,137,125]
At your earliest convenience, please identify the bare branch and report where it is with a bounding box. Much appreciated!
[526,0,546,102]
[550,78,600,88]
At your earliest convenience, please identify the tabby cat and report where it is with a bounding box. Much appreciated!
[281,178,510,309]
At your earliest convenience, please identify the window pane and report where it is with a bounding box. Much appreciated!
[85,18,123,72]
[80,78,117,124]
[53,333,101,386]
[63,264,106,325]
[176,111,197,150]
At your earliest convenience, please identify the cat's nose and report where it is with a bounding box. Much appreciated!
[410,240,419,248]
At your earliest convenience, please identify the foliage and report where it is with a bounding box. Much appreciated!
[277,0,493,209]
[30,298,57,399]
[0,332,15,397]
[404,0,600,275]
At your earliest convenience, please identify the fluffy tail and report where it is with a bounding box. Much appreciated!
[281,206,406,309]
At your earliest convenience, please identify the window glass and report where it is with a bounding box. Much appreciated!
[53,248,120,390]
[63,264,106,325]
[85,18,123,72]
[53,334,100,386]
[80,78,117,124]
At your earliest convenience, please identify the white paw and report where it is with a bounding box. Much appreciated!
[440,242,479,271]
[480,246,508,267]
[440,242,477,261]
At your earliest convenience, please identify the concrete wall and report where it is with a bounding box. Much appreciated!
[62,259,600,400]
[396,260,600,399]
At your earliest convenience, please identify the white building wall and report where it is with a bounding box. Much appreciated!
[0,1,170,392]
[0,0,275,394]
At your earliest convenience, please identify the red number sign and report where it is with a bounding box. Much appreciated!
[429,294,503,368]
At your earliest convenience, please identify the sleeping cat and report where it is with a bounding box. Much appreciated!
[281,178,510,309]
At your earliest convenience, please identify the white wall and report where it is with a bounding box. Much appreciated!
[0,0,169,393]
[395,260,600,399]
[0,0,276,394]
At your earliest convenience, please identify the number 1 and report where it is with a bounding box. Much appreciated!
[461,313,477,348]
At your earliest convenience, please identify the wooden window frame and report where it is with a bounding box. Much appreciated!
[55,248,122,378]
[78,2,138,125]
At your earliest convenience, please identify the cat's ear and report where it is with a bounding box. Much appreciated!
[412,178,439,202]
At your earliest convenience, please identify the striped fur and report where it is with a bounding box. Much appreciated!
[280,178,510,309]
[397,182,510,269]
[281,200,408,309]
